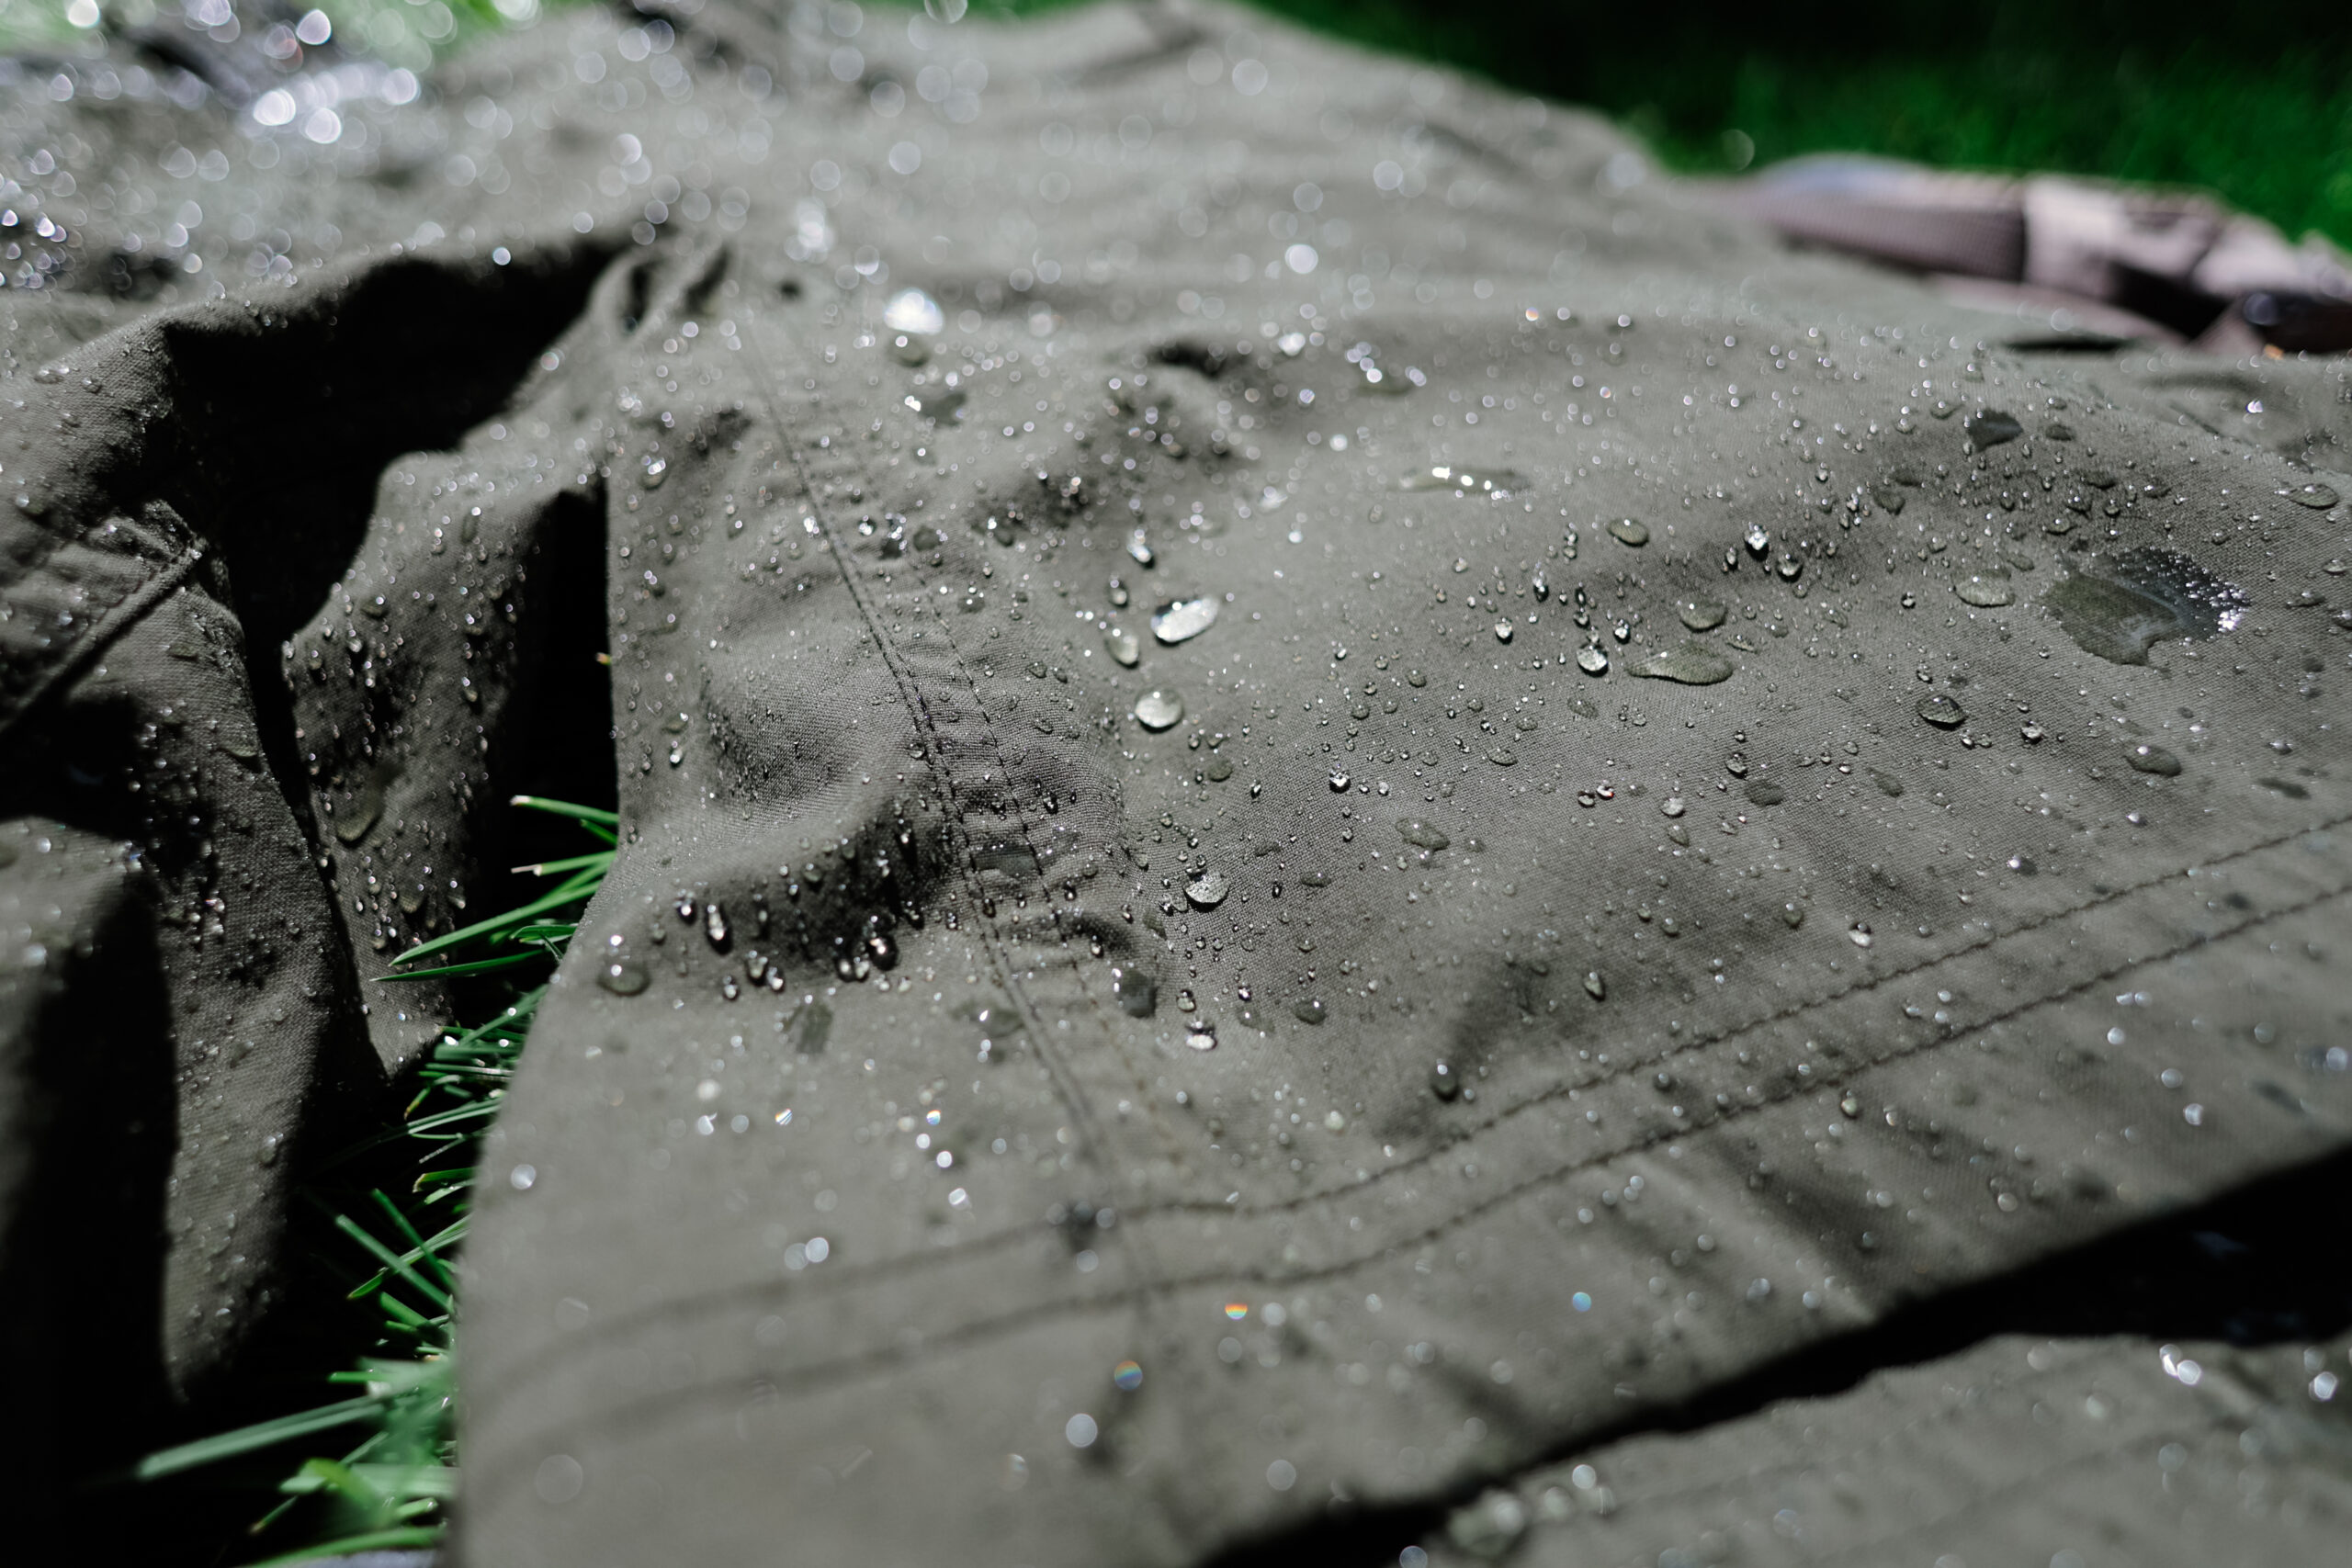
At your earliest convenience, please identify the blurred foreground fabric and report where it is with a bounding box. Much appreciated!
[3,3,2351,1563]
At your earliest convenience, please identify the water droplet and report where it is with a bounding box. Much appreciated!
[1605,517,1649,547]
[1110,965,1157,1017]
[1917,694,1967,728]
[1293,999,1328,1025]
[1492,618,1515,643]
[1184,869,1229,909]
[1963,408,2022,447]
[1328,768,1351,792]
[1149,596,1218,644]
[1677,597,1727,631]
[1955,574,2015,607]
[883,288,944,335]
[1104,626,1140,667]
[2284,481,2340,510]
[2042,549,2246,665]
[1780,902,1804,928]
[1134,690,1185,730]
[1397,819,1451,851]
[1743,522,1770,558]
[641,455,667,490]
[1583,971,1606,999]
[1576,643,1611,675]
[704,901,730,950]
[597,953,650,995]
[2125,742,2183,776]
[1430,1061,1461,1100]
[1126,528,1156,567]
[1486,747,1517,766]
[1628,643,1735,685]
[1744,779,1785,806]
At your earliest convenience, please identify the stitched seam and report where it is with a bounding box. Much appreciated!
[473,873,2352,1458]
[731,316,1122,1167]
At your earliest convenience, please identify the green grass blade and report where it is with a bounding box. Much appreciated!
[239,1525,446,1567]
[512,851,616,877]
[330,1214,452,1312]
[387,872,604,970]
[378,952,548,983]
[509,795,619,827]
[135,1394,390,1479]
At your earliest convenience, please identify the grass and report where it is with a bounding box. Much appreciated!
[134,795,613,1566]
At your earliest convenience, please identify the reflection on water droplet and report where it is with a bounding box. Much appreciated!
[1328,769,1351,791]
[883,288,944,334]
[1134,689,1184,730]
[1104,626,1140,666]
[1678,598,1727,631]
[597,954,650,995]
[1110,965,1157,1017]
[1430,1061,1460,1100]
[1917,694,1966,728]
[1583,971,1606,999]
[1150,596,1218,644]
[1605,517,1649,547]
[1576,643,1611,676]
[1963,408,2022,447]
[1184,869,1229,908]
[1628,643,1735,684]
[1781,901,1804,928]
[1397,819,1451,851]
[2042,548,2246,665]
[2125,742,2183,776]
[1956,574,2014,607]
[1293,998,1327,1025]
[2284,481,2340,510]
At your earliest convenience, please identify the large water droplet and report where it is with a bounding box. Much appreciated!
[1134,689,1185,730]
[1606,517,1649,547]
[1955,574,2014,607]
[1917,694,1967,728]
[1628,643,1734,684]
[1110,965,1157,1017]
[1963,408,2022,447]
[1184,869,1229,908]
[1397,819,1451,851]
[2283,481,2340,510]
[883,288,944,335]
[596,942,650,996]
[1293,999,1327,1025]
[1104,626,1140,667]
[2125,742,2183,776]
[1576,643,1611,676]
[1150,596,1219,644]
[2042,549,2246,665]
[1677,597,1727,631]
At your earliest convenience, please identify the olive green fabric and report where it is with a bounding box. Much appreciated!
[1426,1332,2352,1567]
[3,4,2350,1564]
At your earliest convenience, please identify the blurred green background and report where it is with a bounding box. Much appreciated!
[7,0,2350,251]
[1213,0,2352,252]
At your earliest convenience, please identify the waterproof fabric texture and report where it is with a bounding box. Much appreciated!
[4,4,2352,1564]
